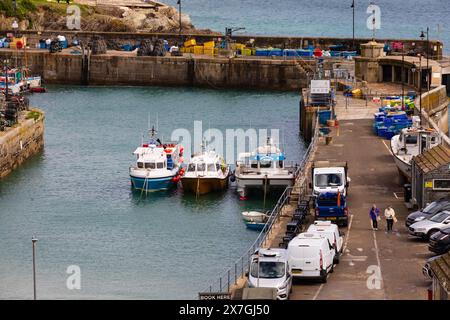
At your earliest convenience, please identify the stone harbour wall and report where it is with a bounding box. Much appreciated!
[0,109,45,179]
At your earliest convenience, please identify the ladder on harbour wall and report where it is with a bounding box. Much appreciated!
[81,45,91,85]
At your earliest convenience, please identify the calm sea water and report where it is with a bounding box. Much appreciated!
[0,86,304,299]
[166,0,450,54]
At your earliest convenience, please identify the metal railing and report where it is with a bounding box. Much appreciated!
[200,186,292,295]
[200,115,320,296]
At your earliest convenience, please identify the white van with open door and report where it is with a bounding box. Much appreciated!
[307,221,344,264]
[287,232,335,283]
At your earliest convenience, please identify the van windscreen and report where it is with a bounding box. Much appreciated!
[250,261,285,279]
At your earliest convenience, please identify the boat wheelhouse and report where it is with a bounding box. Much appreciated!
[181,149,229,195]
[391,126,441,181]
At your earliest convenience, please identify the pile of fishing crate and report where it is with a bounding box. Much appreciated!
[373,106,412,140]
[278,199,310,249]
[0,95,29,131]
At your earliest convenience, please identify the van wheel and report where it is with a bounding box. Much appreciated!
[334,253,340,264]
[329,264,334,273]
[320,270,328,283]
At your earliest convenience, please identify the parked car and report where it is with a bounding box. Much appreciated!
[429,227,450,255]
[405,199,450,227]
[409,211,450,239]
[247,248,292,300]
[307,220,344,264]
[422,255,443,280]
[287,232,335,283]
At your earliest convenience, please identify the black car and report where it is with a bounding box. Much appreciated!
[405,199,450,227]
[429,227,450,255]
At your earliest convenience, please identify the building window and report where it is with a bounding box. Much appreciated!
[433,179,450,191]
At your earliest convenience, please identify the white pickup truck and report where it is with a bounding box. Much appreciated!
[310,161,350,197]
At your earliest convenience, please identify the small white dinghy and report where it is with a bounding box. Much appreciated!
[241,211,269,223]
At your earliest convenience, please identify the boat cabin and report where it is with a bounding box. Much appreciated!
[133,144,178,171]
[398,129,440,155]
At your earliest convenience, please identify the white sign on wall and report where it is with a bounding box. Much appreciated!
[311,80,331,94]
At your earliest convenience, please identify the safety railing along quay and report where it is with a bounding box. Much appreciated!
[199,116,320,297]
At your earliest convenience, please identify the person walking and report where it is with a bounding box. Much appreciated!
[369,204,380,230]
[384,205,397,232]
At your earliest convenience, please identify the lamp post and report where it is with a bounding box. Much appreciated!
[351,0,355,50]
[418,54,422,125]
[32,236,38,300]
[420,27,430,93]
[177,0,182,40]
[401,43,405,110]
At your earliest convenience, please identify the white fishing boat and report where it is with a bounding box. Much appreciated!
[234,137,297,198]
[129,127,184,191]
[390,124,441,181]
[181,147,229,195]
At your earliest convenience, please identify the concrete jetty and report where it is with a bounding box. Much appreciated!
[290,100,430,300]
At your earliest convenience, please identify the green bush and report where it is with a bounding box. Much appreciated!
[0,0,37,19]
[26,110,41,121]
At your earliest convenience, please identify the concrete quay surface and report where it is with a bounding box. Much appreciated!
[290,97,432,300]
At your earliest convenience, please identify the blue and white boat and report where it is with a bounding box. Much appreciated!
[234,138,297,197]
[129,127,184,191]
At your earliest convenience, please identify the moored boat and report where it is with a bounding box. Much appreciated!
[234,137,297,198]
[241,211,270,223]
[129,127,184,191]
[390,126,441,181]
[0,67,43,95]
[244,221,267,231]
[181,148,229,195]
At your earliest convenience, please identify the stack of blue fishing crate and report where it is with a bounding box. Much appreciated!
[373,108,412,140]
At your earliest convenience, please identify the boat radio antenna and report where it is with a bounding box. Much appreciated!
[149,125,157,139]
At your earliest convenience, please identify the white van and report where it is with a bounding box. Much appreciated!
[307,221,344,264]
[247,248,292,300]
[287,233,335,283]
[311,161,350,197]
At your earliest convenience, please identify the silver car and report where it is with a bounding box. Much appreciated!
[409,211,450,239]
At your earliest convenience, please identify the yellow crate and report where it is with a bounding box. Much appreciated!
[242,48,252,56]
[184,39,196,47]
[204,47,214,56]
[203,41,215,48]
[193,45,204,55]
[235,43,245,51]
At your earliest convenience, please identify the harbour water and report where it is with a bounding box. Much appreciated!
[166,0,449,54]
[0,86,304,299]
